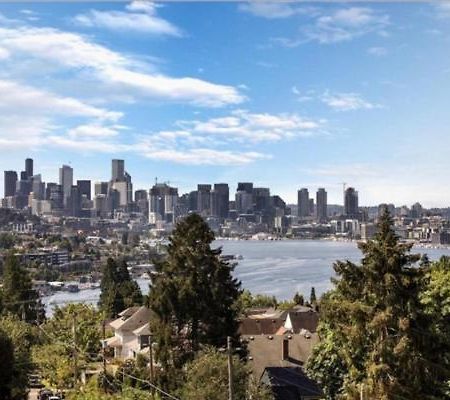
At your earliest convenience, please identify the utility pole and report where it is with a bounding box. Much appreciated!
[72,314,78,387]
[102,320,107,375]
[360,383,364,400]
[149,335,154,395]
[227,336,234,400]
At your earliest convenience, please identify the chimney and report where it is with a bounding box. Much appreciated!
[282,338,289,360]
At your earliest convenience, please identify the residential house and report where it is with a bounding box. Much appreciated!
[239,306,322,399]
[261,367,323,400]
[104,306,152,360]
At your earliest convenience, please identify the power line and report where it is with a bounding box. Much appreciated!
[121,371,181,400]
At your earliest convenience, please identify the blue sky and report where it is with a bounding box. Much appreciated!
[1,1,450,206]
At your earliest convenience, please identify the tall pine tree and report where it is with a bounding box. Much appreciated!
[98,258,142,318]
[1,253,44,323]
[307,210,441,399]
[149,214,241,374]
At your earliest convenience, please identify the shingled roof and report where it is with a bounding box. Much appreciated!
[261,367,323,400]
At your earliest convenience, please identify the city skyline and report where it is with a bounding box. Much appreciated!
[1,155,432,209]
[1,2,450,206]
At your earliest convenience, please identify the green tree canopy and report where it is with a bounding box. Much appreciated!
[1,253,44,323]
[0,328,15,399]
[307,210,443,399]
[33,304,103,388]
[420,256,450,396]
[99,258,142,318]
[181,347,273,400]
[149,214,241,374]
[0,315,36,400]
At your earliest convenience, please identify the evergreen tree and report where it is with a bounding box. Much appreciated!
[307,210,440,399]
[310,287,317,305]
[293,292,304,306]
[0,328,14,400]
[99,258,142,318]
[1,253,44,323]
[149,214,241,374]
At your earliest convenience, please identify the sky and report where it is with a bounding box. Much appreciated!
[1,1,450,207]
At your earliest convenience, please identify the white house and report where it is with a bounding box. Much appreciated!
[104,306,152,360]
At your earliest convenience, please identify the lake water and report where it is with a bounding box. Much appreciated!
[42,240,450,315]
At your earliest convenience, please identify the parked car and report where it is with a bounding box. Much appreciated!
[37,389,53,400]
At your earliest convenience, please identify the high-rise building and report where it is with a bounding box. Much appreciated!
[4,171,17,197]
[411,202,423,219]
[59,165,73,207]
[31,174,45,200]
[237,182,253,193]
[188,191,198,212]
[149,183,178,223]
[111,181,128,207]
[211,183,229,219]
[253,187,271,214]
[297,188,310,218]
[197,184,212,216]
[95,181,109,196]
[124,172,133,204]
[25,158,33,179]
[316,188,327,222]
[111,159,125,181]
[235,182,254,214]
[135,190,149,217]
[235,191,253,214]
[344,187,359,218]
[135,190,148,202]
[77,180,91,200]
[67,185,81,217]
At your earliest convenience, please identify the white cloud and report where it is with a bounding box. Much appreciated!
[291,86,315,102]
[67,123,125,138]
[100,67,244,107]
[367,46,388,56]
[176,110,323,142]
[126,1,158,14]
[74,9,181,36]
[46,135,130,153]
[0,25,244,107]
[0,115,55,142]
[238,2,317,19]
[308,7,389,44]
[435,3,450,19]
[273,7,390,46]
[0,47,9,59]
[140,147,270,166]
[321,91,378,111]
[0,79,122,121]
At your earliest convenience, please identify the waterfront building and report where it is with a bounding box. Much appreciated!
[344,187,359,218]
[297,188,310,218]
[211,183,229,219]
[197,184,212,216]
[316,188,327,222]
[253,187,271,214]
